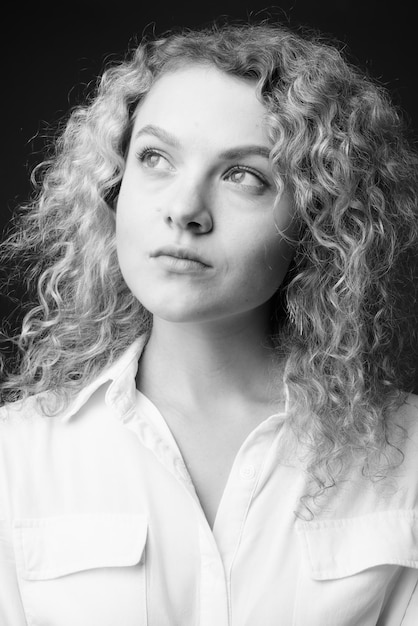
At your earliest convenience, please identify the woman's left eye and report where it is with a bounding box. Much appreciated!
[225,167,267,190]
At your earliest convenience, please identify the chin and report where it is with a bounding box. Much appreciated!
[138,298,206,324]
[154,310,199,324]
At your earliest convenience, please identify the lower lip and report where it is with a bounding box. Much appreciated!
[153,255,211,273]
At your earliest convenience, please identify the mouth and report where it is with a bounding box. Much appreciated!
[151,246,211,268]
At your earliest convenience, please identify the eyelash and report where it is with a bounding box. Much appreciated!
[135,147,269,189]
[224,165,269,188]
[136,146,168,164]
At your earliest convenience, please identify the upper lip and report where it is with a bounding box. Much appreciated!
[151,245,211,266]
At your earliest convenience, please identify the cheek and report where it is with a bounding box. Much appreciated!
[250,234,295,283]
[269,237,295,272]
[115,213,132,270]
[227,235,294,308]
[115,185,147,250]
[115,201,147,285]
[234,195,296,289]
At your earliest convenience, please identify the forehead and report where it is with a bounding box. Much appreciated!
[131,65,271,148]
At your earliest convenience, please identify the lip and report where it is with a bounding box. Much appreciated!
[150,245,212,268]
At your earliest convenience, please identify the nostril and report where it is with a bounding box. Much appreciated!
[164,207,213,233]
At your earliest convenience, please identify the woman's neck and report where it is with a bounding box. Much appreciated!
[136,309,284,417]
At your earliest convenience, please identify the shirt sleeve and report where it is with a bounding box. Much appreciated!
[401,575,418,625]
[0,520,28,625]
[398,395,418,624]
[0,405,28,625]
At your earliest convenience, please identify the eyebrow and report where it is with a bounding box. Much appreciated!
[133,124,271,160]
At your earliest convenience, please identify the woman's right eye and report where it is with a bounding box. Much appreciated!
[136,148,173,171]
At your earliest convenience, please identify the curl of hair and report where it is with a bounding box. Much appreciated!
[1,21,418,510]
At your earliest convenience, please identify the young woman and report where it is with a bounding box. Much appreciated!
[1,20,417,626]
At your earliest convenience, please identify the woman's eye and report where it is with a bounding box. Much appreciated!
[137,149,172,171]
[226,168,267,189]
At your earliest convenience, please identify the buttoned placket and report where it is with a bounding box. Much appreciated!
[211,414,287,624]
[127,388,287,626]
[128,393,231,625]
[197,414,287,626]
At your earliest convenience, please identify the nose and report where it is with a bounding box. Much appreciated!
[164,178,213,234]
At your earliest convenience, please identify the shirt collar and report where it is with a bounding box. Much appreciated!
[59,333,290,423]
[60,334,148,422]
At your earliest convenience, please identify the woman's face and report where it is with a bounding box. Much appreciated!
[116,64,295,327]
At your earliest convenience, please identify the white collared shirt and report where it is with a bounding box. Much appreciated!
[1,336,418,626]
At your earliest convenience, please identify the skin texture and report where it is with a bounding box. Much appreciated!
[116,65,296,330]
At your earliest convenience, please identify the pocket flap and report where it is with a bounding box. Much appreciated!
[296,510,418,580]
[13,514,148,580]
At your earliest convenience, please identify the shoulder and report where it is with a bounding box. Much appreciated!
[315,393,418,519]
[0,395,56,459]
[0,394,43,422]
[390,392,418,453]
[402,391,418,422]
[0,391,77,452]
[371,391,418,511]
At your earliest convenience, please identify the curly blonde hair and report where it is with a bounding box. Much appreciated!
[2,20,418,504]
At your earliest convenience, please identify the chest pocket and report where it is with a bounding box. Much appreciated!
[294,511,418,626]
[13,513,148,626]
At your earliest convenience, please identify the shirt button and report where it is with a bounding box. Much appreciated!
[240,464,256,480]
